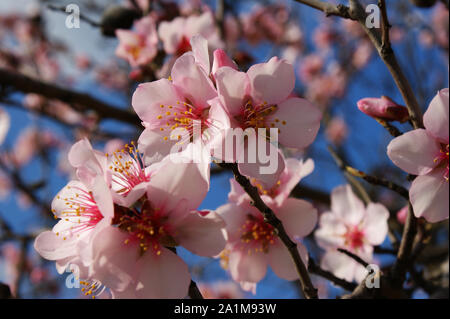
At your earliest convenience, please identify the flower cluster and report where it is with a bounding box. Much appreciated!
[34,35,323,298]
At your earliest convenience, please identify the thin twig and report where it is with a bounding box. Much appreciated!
[308,258,357,292]
[218,162,318,299]
[374,118,403,137]
[47,4,101,28]
[343,166,410,199]
[327,145,371,204]
[337,248,369,268]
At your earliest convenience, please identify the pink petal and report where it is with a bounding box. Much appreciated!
[277,198,318,238]
[158,17,185,54]
[274,158,314,206]
[215,202,248,242]
[171,53,217,110]
[237,139,286,188]
[331,185,365,225]
[387,129,440,175]
[172,210,226,256]
[229,249,268,283]
[146,155,209,214]
[410,167,449,223]
[320,250,358,283]
[361,203,389,245]
[423,88,449,143]
[34,230,77,260]
[91,175,114,220]
[268,242,308,281]
[212,49,238,76]
[190,34,210,74]
[215,66,249,116]
[266,97,321,149]
[314,212,346,250]
[247,57,295,105]
[91,226,138,293]
[137,127,178,164]
[132,79,182,125]
[134,247,191,298]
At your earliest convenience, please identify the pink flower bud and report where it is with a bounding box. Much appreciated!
[212,49,237,75]
[357,96,409,122]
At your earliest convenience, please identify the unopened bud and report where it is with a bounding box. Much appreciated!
[357,96,409,122]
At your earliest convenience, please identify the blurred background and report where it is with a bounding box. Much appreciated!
[0,0,448,299]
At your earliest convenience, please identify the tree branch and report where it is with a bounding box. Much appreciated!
[218,163,318,299]
[0,68,140,126]
[308,258,357,292]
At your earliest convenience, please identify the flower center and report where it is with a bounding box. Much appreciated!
[53,186,104,239]
[156,100,213,144]
[176,36,192,56]
[343,225,365,251]
[236,100,280,131]
[434,144,449,181]
[106,141,150,196]
[240,214,276,253]
[114,200,176,256]
[80,279,105,299]
[251,178,281,198]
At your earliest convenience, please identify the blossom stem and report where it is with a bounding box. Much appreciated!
[218,163,318,299]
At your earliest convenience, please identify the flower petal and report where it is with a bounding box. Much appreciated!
[229,249,267,283]
[215,67,249,116]
[266,97,321,149]
[247,57,295,104]
[277,198,318,238]
[331,185,365,225]
[134,247,191,299]
[172,210,226,256]
[410,168,449,223]
[361,203,389,245]
[387,129,441,175]
[268,242,308,281]
[132,79,182,125]
[171,53,217,110]
[423,88,449,143]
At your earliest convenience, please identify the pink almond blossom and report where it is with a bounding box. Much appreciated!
[115,16,158,68]
[90,153,225,298]
[315,185,389,283]
[132,40,230,164]
[214,57,321,183]
[217,194,317,285]
[158,11,222,56]
[387,88,449,222]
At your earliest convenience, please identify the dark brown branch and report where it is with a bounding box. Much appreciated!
[378,0,392,55]
[217,163,318,299]
[188,280,204,299]
[390,203,418,286]
[308,258,357,292]
[337,248,369,268]
[374,118,403,137]
[0,68,140,126]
